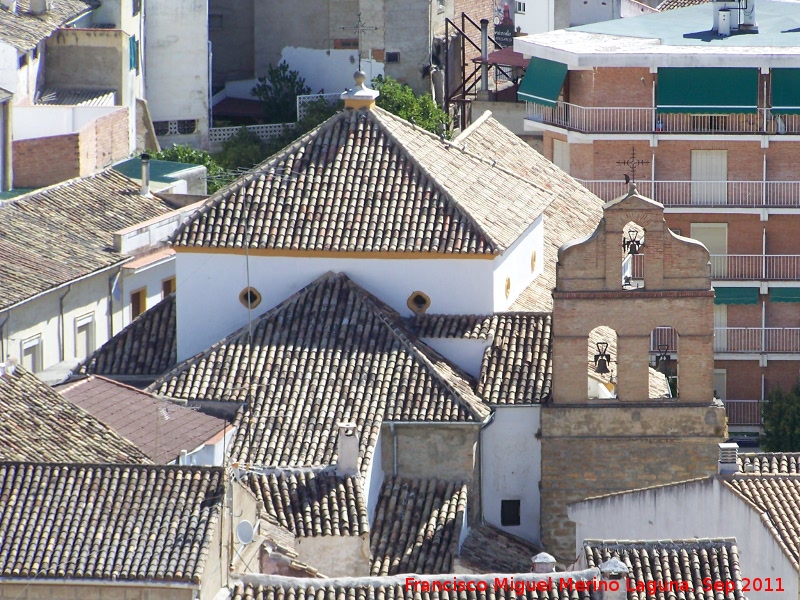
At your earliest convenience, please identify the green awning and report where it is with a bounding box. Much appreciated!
[714,287,759,305]
[517,57,568,106]
[770,288,800,303]
[657,68,758,114]
[771,69,800,115]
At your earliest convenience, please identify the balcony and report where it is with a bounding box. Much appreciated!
[725,399,762,427]
[649,326,800,353]
[525,101,800,135]
[577,179,800,208]
[709,255,800,280]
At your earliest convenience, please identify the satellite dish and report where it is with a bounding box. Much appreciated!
[236,519,255,545]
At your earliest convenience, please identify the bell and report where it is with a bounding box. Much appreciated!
[656,357,670,374]
[594,358,611,375]
[627,241,640,255]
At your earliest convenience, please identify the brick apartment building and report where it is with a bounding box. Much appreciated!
[514,0,800,433]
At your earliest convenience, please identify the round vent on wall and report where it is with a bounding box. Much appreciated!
[239,287,262,309]
[407,291,431,314]
[236,519,255,545]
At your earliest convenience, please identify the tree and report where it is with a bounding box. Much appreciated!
[152,145,230,194]
[251,61,312,124]
[372,75,450,137]
[760,381,800,451]
[215,127,269,171]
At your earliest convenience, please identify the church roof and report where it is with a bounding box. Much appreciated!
[172,107,564,256]
[149,272,489,474]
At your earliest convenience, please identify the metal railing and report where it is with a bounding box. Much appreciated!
[576,179,800,208]
[650,326,678,352]
[725,399,762,426]
[709,255,800,280]
[526,101,800,135]
[714,327,800,353]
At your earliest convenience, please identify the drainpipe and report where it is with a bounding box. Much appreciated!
[390,423,398,477]
[108,269,121,338]
[58,285,72,362]
[0,311,9,358]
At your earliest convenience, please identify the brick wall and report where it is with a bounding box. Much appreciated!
[715,360,762,399]
[80,108,130,175]
[382,423,479,481]
[568,67,653,108]
[540,404,725,559]
[13,134,80,188]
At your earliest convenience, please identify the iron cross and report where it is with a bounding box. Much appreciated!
[616,146,650,183]
[341,13,380,71]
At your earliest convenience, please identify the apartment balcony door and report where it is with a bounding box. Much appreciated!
[553,139,570,174]
[713,304,728,351]
[691,223,728,277]
[713,369,727,400]
[691,150,727,205]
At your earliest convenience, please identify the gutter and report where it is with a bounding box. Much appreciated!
[58,285,72,362]
[0,311,9,358]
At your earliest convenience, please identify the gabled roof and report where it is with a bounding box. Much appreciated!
[173,107,559,256]
[584,539,744,599]
[455,113,604,312]
[248,468,369,537]
[0,462,223,582]
[370,477,467,575]
[149,273,489,474]
[458,524,542,573]
[739,451,800,474]
[57,375,227,464]
[82,293,177,379]
[0,169,179,311]
[0,0,99,51]
[0,367,150,463]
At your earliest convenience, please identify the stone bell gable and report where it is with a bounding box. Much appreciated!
[552,184,716,403]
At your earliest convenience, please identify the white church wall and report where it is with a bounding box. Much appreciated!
[493,215,544,312]
[481,404,542,544]
[421,337,490,378]
[176,253,495,360]
[569,477,798,600]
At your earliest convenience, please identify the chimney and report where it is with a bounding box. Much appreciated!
[180,449,188,465]
[340,71,379,111]
[140,153,150,195]
[30,0,47,14]
[598,557,629,600]
[718,442,739,475]
[531,552,556,573]
[0,0,16,13]
[336,422,359,476]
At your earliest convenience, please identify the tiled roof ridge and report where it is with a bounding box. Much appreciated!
[0,459,224,473]
[584,537,737,548]
[576,475,714,503]
[351,281,490,420]
[452,110,494,144]
[65,373,163,399]
[368,108,500,254]
[237,464,351,476]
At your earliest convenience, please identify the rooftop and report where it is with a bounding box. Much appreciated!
[0,462,223,582]
[57,375,228,464]
[514,0,800,67]
[0,0,99,51]
[0,367,150,464]
[458,524,543,573]
[35,87,115,106]
[0,169,180,311]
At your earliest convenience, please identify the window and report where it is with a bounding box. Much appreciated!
[177,119,197,134]
[437,0,446,13]
[129,36,139,73]
[239,287,262,309]
[21,335,42,373]
[516,1,526,13]
[500,499,521,526]
[385,52,401,64]
[132,0,141,16]
[691,149,727,205]
[153,121,170,136]
[131,288,147,320]
[74,314,95,360]
[407,291,431,315]
[552,139,570,174]
[208,13,223,30]
[162,277,176,298]
[18,53,27,69]
[690,223,727,278]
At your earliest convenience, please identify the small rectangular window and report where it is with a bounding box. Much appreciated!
[162,277,176,298]
[516,1,526,13]
[385,51,401,63]
[129,36,139,73]
[21,335,42,373]
[131,288,147,320]
[132,0,141,16]
[74,314,95,360]
[500,499,521,526]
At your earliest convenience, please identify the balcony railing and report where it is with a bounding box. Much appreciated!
[649,327,800,353]
[709,255,800,280]
[577,179,800,208]
[725,399,762,426]
[526,101,800,135]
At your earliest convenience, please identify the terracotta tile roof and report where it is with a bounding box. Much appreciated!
[0,367,150,463]
[584,539,744,600]
[656,0,709,10]
[0,0,99,51]
[82,293,177,378]
[173,107,558,255]
[248,469,369,537]
[454,113,604,313]
[725,476,800,564]
[57,375,227,464]
[370,477,468,575]
[411,314,497,340]
[458,524,542,573]
[0,462,223,582]
[150,273,489,473]
[0,170,179,311]
[477,314,553,404]
[739,452,800,474]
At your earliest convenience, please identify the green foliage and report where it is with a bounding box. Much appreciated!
[251,61,312,124]
[372,75,450,137]
[214,127,270,171]
[152,144,229,194]
[760,380,800,451]
[261,98,342,158]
